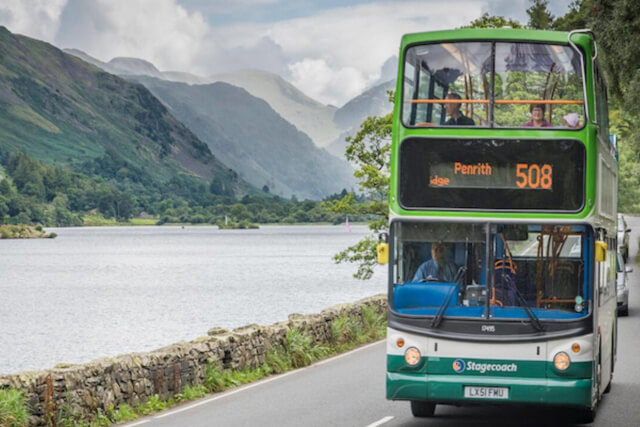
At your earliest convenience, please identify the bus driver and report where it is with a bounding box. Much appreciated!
[412,243,457,282]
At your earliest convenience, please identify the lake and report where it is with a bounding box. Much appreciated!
[0,225,385,374]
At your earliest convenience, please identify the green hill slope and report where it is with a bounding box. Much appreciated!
[0,26,246,195]
[132,76,356,200]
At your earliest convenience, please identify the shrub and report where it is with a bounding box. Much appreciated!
[0,388,29,427]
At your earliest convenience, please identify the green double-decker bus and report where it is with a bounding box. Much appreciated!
[382,28,617,423]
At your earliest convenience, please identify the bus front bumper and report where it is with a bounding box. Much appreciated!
[387,372,592,407]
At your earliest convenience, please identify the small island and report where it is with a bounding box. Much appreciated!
[216,219,259,230]
[0,224,56,239]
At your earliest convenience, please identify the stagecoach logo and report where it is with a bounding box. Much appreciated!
[453,359,518,374]
[452,359,466,373]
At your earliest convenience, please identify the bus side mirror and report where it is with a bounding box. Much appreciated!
[377,232,389,264]
[595,241,607,262]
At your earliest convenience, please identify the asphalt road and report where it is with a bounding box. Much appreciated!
[126,217,640,427]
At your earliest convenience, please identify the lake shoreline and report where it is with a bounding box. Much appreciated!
[0,224,56,239]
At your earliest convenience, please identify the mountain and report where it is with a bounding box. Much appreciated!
[209,69,341,147]
[64,50,209,85]
[62,48,119,74]
[108,57,161,77]
[327,79,395,158]
[132,76,356,199]
[0,27,246,194]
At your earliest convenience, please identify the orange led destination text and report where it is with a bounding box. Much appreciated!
[430,162,492,187]
[454,162,492,175]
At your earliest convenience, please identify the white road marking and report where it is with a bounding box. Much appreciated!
[143,340,385,420]
[366,415,394,427]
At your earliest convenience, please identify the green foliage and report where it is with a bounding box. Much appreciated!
[324,112,392,279]
[176,385,208,402]
[0,388,29,427]
[584,0,640,212]
[465,13,523,29]
[360,305,387,341]
[527,0,554,29]
[0,151,367,228]
[265,349,293,374]
[135,394,170,415]
[104,403,137,424]
[283,328,331,368]
[552,0,588,30]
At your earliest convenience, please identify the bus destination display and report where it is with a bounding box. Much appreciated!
[399,138,585,211]
[429,162,553,190]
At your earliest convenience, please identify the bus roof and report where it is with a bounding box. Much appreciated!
[400,28,593,49]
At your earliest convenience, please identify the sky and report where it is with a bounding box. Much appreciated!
[0,0,573,106]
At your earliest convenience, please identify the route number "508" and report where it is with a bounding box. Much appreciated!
[515,163,552,189]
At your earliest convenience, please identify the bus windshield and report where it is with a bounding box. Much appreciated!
[391,221,590,321]
[402,42,585,128]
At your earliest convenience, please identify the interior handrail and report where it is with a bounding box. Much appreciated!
[409,99,584,104]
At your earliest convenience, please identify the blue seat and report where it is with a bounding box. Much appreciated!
[393,282,459,309]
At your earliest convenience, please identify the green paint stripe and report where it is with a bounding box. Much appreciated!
[387,355,592,379]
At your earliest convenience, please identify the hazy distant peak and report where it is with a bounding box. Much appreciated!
[63,48,117,73]
[209,68,341,147]
[162,71,208,85]
[108,57,161,76]
[211,69,330,109]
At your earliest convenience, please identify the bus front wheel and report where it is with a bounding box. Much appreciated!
[410,401,436,417]
[575,406,597,424]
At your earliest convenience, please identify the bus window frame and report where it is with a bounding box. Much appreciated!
[400,40,588,131]
[387,218,594,324]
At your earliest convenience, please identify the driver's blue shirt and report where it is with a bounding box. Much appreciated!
[412,259,457,282]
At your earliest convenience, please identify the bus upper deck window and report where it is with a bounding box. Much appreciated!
[493,43,585,129]
[402,42,491,128]
[402,42,586,130]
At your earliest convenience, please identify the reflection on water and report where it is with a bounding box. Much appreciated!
[0,225,385,374]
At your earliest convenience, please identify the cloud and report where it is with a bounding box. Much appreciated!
[54,0,210,73]
[214,1,483,104]
[288,58,365,106]
[0,0,573,106]
[0,0,68,41]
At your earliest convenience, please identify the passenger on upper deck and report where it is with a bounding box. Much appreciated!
[412,243,457,282]
[444,93,475,126]
[522,104,551,127]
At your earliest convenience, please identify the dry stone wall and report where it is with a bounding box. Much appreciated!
[0,294,387,426]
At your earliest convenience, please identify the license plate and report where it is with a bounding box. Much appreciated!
[464,386,509,399]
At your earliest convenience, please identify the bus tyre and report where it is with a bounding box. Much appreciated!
[576,406,597,424]
[410,401,436,417]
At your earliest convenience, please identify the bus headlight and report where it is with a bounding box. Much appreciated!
[405,347,421,366]
[554,352,571,371]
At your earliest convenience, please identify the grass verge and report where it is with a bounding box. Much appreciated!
[9,306,386,427]
[0,388,29,427]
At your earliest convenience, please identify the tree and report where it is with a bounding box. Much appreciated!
[527,0,554,29]
[465,13,523,29]
[552,0,589,31]
[324,106,392,279]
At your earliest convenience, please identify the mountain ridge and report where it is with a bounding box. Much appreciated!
[132,75,356,199]
[0,26,247,196]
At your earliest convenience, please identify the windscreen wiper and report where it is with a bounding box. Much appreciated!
[431,266,467,329]
[513,287,545,332]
